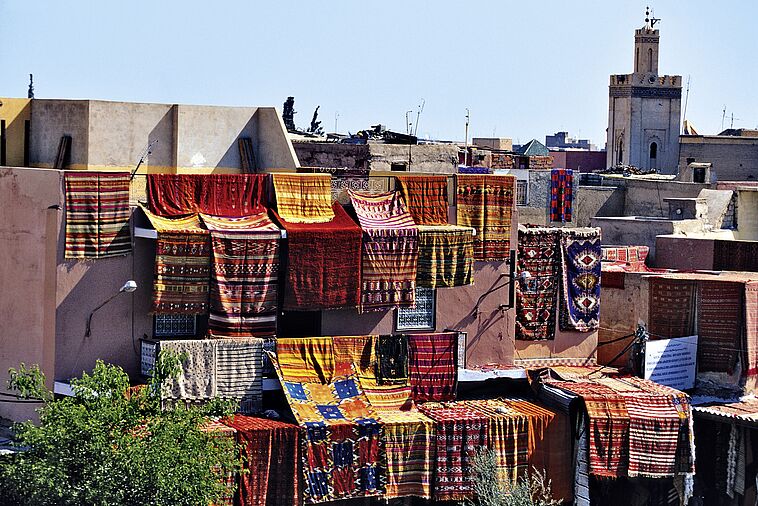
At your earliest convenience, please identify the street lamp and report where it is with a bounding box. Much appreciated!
[84,280,137,337]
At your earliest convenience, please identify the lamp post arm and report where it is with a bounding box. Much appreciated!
[84,292,121,338]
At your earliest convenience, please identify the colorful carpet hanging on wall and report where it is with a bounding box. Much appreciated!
[270,352,384,504]
[560,228,602,332]
[417,403,489,502]
[395,174,449,225]
[272,173,335,223]
[142,207,210,315]
[349,190,419,311]
[550,169,573,222]
[407,332,458,402]
[273,202,362,310]
[221,415,301,506]
[516,227,561,340]
[416,225,474,288]
[332,335,414,411]
[455,174,515,261]
[64,172,131,258]
[160,338,264,413]
[201,213,280,338]
[697,280,743,374]
[647,276,697,339]
[147,174,267,217]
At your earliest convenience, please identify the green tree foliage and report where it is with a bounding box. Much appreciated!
[0,353,241,506]
[470,448,562,506]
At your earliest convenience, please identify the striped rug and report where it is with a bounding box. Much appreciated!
[201,213,280,338]
[143,207,210,315]
[416,225,474,288]
[214,337,264,413]
[272,173,334,223]
[407,332,458,402]
[65,172,131,258]
[395,174,449,225]
[417,403,489,501]
[349,190,419,311]
[455,174,515,261]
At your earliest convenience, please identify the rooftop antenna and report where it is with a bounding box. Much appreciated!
[405,110,413,135]
[682,75,691,134]
[413,98,425,136]
[130,140,158,180]
[721,106,727,131]
[645,6,661,29]
[464,108,470,166]
[27,74,34,99]
[334,111,339,133]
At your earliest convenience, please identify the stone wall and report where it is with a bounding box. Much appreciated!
[680,135,758,182]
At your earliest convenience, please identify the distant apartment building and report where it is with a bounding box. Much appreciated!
[545,131,595,151]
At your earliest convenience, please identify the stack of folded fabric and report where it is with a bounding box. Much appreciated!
[349,190,419,311]
[272,174,362,310]
[200,213,280,338]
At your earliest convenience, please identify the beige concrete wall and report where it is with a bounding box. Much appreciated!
[0,167,59,421]
[737,190,758,241]
[598,272,649,366]
[88,100,175,171]
[174,104,256,172]
[30,99,90,169]
[0,98,31,167]
[27,99,298,174]
[680,136,758,182]
[253,107,299,170]
[619,178,710,217]
[591,216,704,262]
[574,186,625,227]
[368,143,458,173]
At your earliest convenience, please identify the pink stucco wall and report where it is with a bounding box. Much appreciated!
[0,167,59,420]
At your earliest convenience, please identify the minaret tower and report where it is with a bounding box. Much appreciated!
[606,7,682,173]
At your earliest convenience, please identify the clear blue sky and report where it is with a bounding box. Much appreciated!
[1,1,756,147]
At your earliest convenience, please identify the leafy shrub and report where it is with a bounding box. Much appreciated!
[0,353,241,506]
[470,448,562,506]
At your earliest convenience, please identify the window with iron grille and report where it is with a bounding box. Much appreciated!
[153,314,197,337]
[516,179,528,206]
[396,287,436,331]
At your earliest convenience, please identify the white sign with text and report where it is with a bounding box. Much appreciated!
[644,335,698,390]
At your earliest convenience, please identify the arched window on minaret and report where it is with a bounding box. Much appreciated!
[617,136,624,165]
[636,48,640,72]
[649,142,658,168]
[648,48,653,72]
